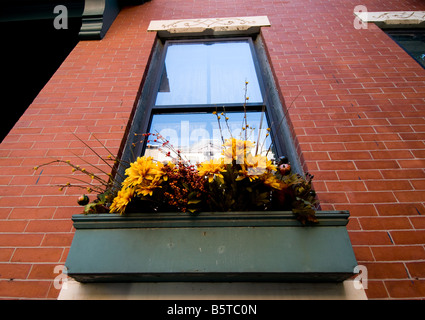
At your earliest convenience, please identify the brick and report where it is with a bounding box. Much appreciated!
[26,219,73,233]
[380,169,425,180]
[394,191,425,203]
[406,262,425,279]
[0,280,51,299]
[411,180,425,189]
[365,180,412,191]
[11,248,63,263]
[364,280,388,299]
[41,233,74,247]
[326,181,366,192]
[344,141,386,151]
[0,249,13,262]
[336,126,375,134]
[336,170,383,180]
[335,204,378,217]
[355,160,400,169]
[352,246,374,262]
[321,134,362,142]
[359,217,412,230]
[302,151,330,161]
[385,280,425,299]
[398,159,425,169]
[0,220,28,232]
[347,192,396,204]
[390,231,425,245]
[316,192,349,204]
[28,264,62,280]
[9,207,55,219]
[0,234,44,247]
[361,262,408,280]
[361,133,401,141]
[349,231,393,245]
[376,203,425,216]
[400,132,425,141]
[384,141,425,149]
[370,150,413,160]
[372,246,425,261]
[0,263,32,280]
[410,216,425,229]
[412,150,425,158]
[329,151,371,160]
[318,161,355,170]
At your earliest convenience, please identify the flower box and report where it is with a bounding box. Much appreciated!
[65,210,358,283]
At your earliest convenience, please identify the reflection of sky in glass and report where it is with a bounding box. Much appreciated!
[145,112,274,163]
[155,41,263,106]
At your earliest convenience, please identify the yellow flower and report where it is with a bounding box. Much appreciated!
[110,187,135,214]
[262,173,287,190]
[222,138,254,163]
[197,159,227,183]
[135,175,162,197]
[236,165,261,182]
[123,156,164,189]
[266,159,277,172]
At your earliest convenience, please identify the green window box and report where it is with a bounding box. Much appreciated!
[65,211,358,283]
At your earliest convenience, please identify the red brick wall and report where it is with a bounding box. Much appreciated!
[1,0,425,299]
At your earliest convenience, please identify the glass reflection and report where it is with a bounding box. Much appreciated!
[155,41,263,106]
[145,111,275,164]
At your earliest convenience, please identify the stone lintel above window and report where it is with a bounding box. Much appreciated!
[355,11,425,27]
[147,16,271,37]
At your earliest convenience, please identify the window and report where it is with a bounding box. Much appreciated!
[121,35,301,178]
[384,29,425,69]
[145,38,275,164]
[133,38,283,166]
[155,40,263,105]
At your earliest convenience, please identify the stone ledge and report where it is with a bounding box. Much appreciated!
[147,16,271,37]
[355,11,425,25]
[58,280,367,300]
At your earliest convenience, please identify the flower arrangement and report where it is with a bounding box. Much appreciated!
[35,84,318,224]
[108,132,318,224]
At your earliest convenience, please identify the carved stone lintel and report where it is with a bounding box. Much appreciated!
[355,11,425,25]
[148,16,271,37]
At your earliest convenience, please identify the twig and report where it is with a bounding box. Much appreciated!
[266,91,302,156]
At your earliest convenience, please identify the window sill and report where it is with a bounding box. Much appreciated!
[65,211,358,283]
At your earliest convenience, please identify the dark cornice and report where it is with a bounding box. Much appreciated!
[79,0,120,40]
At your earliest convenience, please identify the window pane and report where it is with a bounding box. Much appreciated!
[144,111,275,163]
[155,41,263,106]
